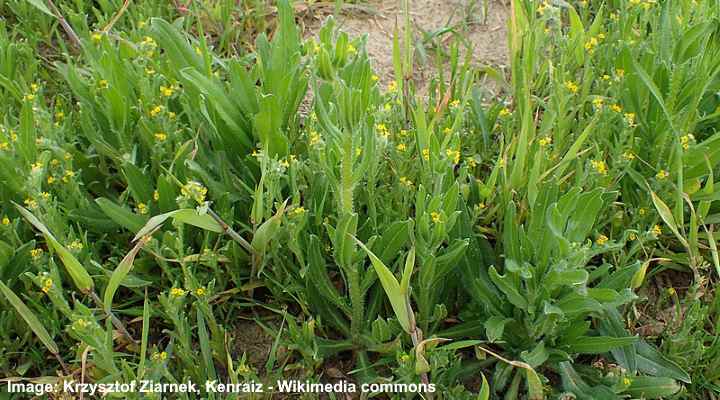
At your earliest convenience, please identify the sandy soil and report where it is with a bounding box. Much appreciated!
[300,0,509,89]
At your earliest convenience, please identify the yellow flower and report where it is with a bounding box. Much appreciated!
[51,159,60,167]
[652,224,662,236]
[24,198,38,209]
[98,79,109,89]
[371,75,379,82]
[356,147,362,156]
[31,162,43,172]
[564,80,579,93]
[170,287,186,297]
[628,232,637,241]
[195,287,206,296]
[450,99,460,108]
[499,108,511,117]
[538,136,552,147]
[91,33,102,43]
[160,85,174,97]
[430,212,442,224]
[376,123,389,138]
[0,142,8,151]
[467,157,478,168]
[591,159,608,176]
[680,134,694,150]
[10,131,18,142]
[181,181,208,204]
[656,169,669,180]
[55,111,65,122]
[23,93,35,102]
[387,80,397,93]
[151,351,168,361]
[63,170,75,183]
[309,131,321,146]
[667,287,676,296]
[596,234,609,245]
[149,105,164,117]
[41,278,53,294]
[145,67,156,75]
[346,44,356,54]
[64,152,73,160]
[30,248,43,260]
[40,192,50,200]
[396,143,407,152]
[137,202,148,215]
[610,104,622,113]
[638,207,646,216]
[623,377,632,386]
[399,176,413,187]
[446,149,460,164]
[30,83,40,93]
[622,151,635,161]
[592,97,604,109]
[141,36,157,47]
[153,190,160,201]
[399,129,409,137]
[443,127,452,135]
[292,206,306,216]
[422,148,429,160]
[1,216,9,225]
[602,74,611,81]
[624,112,636,127]
[616,68,625,78]
[68,240,83,250]
[154,132,167,142]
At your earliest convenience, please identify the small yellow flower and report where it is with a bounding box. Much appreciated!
[64,152,73,161]
[181,181,208,204]
[51,159,60,167]
[292,206,306,217]
[450,99,460,108]
[10,131,18,142]
[602,74,611,81]
[170,287,186,297]
[387,80,397,93]
[623,377,632,386]
[346,44,356,54]
[652,224,662,236]
[639,207,646,216]
[596,234,609,245]
[141,36,157,47]
[41,278,53,294]
[149,105,164,117]
[68,240,83,250]
[624,112,636,127]
[1,216,9,225]
[371,75,379,82]
[396,143,407,152]
[153,190,160,201]
[628,232,637,241]
[91,33,102,43]
[680,134,694,150]
[160,85,174,97]
[137,202,148,215]
[499,108,511,117]
[616,68,625,78]
[656,169,669,180]
[63,170,75,183]
[422,148,430,160]
[592,97,604,109]
[538,136,552,147]
[30,248,43,260]
[467,157,478,168]
[667,287,676,296]
[145,67,156,75]
[399,129,409,137]
[564,80,579,93]
[40,192,50,200]
[24,198,38,209]
[591,159,608,176]
[98,79,109,89]
[399,176,413,187]
[31,162,43,172]
[610,104,622,113]
[195,287,206,296]
[55,111,65,122]
[154,132,167,142]
[443,127,452,135]
[0,142,8,151]
[23,93,35,102]
[446,149,461,165]
[151,351,168,361]
[430,212,442,224]
[30,83,40,93]
[622,151,635,161]
[309,130,321,146]
[376,123,389,138]
[355,147,362,156]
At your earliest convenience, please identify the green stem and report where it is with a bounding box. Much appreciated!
[347,265,364,340]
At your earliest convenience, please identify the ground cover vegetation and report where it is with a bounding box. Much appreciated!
[1,0,720,398]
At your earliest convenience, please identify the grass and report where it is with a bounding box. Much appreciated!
[1,0,720,398]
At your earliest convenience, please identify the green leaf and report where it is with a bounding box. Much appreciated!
[22,0,55,17]
[636,340,691,383]
[95,198,146,233]
[354,237,412,334]
[478,373,490,400]
[14,203,94,293]
[0,280,59,355]
[103,240,146,313]
[564,336,639,354]
[651,192,689,248]
[251,201,288,254]
[624,376,681,398]
[133,208,223,241]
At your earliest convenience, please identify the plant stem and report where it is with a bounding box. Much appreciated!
[89,291,136,345]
